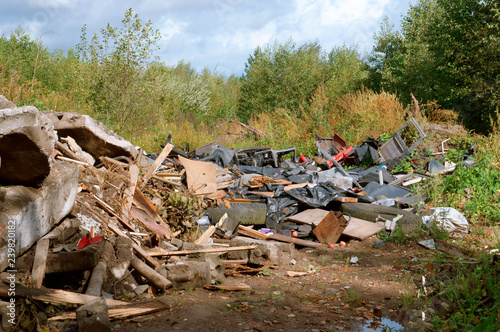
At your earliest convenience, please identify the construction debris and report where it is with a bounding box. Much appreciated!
[0,97,474,330]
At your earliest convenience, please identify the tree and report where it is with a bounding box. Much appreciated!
[76,8,161,131]
[368,0,500,132]
[238,39,325,120]
[324,45,368,105]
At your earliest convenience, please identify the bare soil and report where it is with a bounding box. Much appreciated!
[108,237,432,332]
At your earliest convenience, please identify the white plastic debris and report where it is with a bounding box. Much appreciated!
[196,215,210,226]
[418,239,436,250]
[421,207,469,233]
[350,256,359,264]
[77,213,101,233]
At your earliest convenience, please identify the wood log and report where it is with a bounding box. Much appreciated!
[31,238,50,288]
[130,256,172,291]
[0,285,126,306]
[45,242,102,274]
[85,240,114,297]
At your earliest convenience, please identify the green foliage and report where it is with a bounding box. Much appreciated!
[324,45,368,105]
[430,257,500,331]
[76,8,161,131]
[238,39,325,120]
[369,0,500,133]
[426,155,500,224]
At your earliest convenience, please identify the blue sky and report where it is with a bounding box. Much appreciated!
[0,0,416,75]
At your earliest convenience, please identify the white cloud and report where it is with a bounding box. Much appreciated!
[158,17,188,41]
[27,0,74,9]
[0,0,417,75]
[320,0,390,26]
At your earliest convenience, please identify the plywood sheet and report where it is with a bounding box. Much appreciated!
[342,217,384,240]
[179,156,217,195]
[287,208,330,227]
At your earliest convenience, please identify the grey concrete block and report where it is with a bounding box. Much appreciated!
[191,255,226,284]
[0,95,15,110]
[0,106,56,187]
[76,297,111,332]
[228,236,295,266]
[157,261,210,290]
[44,111,140,162]
[0,161,78,271]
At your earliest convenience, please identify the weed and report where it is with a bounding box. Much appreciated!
[344,288,363,307]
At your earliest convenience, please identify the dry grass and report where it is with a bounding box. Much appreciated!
[425,100,459,124]
[328,89,405,144]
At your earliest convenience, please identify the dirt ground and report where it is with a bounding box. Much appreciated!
[104,236,432,332]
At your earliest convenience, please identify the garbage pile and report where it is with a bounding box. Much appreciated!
[0,97,474,331]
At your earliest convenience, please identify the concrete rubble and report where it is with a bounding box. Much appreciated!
[0,95,474,330]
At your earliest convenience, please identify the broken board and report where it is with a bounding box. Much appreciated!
[312,211,348,245]
[286,208,330,227]
[341,217,384,240]
[179,156,217,195]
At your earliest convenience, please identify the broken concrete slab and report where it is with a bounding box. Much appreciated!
[0,95,15,110]
[76,297,111,332]
[156,261,211,290]
[0,161,78,272]
[228,236,295,266]
[44,111,140,163]
[0,106,57,187]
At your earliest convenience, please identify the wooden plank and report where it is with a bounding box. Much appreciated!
[107,223,161,267]
[48,300,169,321]
[92,194,137,232]
[123,164,140,213]
[283,183,308,191]
[237,225,269,240]
[268,233,321,248]
[134,187,158,213]
[131,187,173,239]
[312,211,348,245]
[203,283,251,291]
[151,175,182,186]
[31,238,50,288]
[0,285,126,307]
[146,245,258,257]
[287,208,330,227]
[247,191,274,197]
[435,239,475,258]
[55,141,84,162]
[205,190,228,200]
[141,143,174,188]
[333,197,358,203]
[194,226,216,245]
[222,259,249,265]
[341,217,384,240]
[227,198,263,203]
[179,155,217,195]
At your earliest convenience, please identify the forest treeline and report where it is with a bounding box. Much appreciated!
[0,0,498,151]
